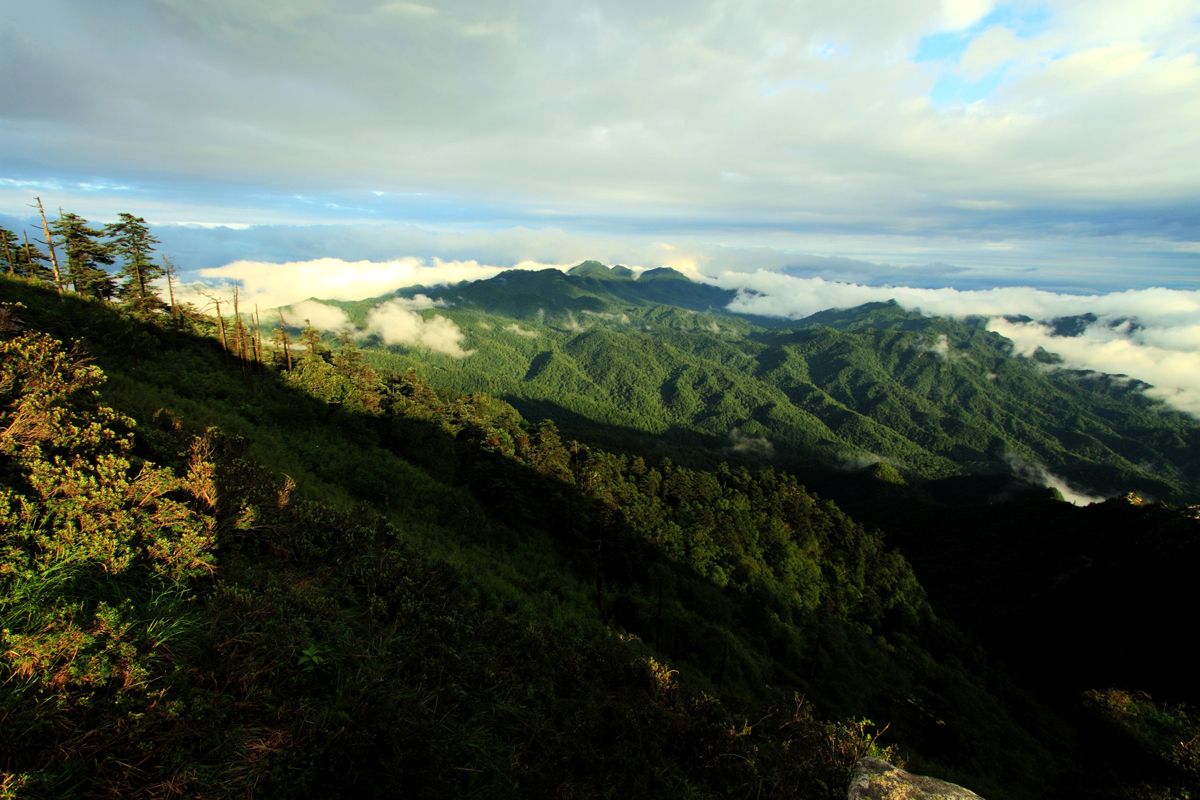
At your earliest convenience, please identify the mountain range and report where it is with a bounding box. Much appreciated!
[318,261,1199,504]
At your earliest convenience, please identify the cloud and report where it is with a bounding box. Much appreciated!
[988,317,1200,417]
[281,299,351,332]
[364,300,473,358]
[727,427,774,459]
[3,1,1198,286]
[837,452,885,471]
[189,257,511,309]
[719,271,1200,418]
[504,323,538,338]
[1004,453,1105,506]
[919,333,951,359]
[390,293,446,310]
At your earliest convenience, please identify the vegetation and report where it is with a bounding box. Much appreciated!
[330,268,1199,504]
[1,240,1197,798]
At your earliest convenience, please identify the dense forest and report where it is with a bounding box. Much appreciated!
[328,264,1200,505]
[1,213,1198,798]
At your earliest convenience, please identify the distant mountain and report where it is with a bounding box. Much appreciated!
[334,263,1200,503]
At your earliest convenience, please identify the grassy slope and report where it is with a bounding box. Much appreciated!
[0,277,1087,799]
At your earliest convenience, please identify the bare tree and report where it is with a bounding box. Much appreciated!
[32,196,63,293]
[276,308,293,371]
[163,255,179,322]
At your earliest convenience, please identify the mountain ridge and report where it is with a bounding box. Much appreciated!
[320,262,1200,503]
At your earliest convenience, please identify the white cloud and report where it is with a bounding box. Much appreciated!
[920,333,951,359]
[941,0,993,31]
[192,257,510,309]
[364,299,473,358]
[504,323,538,338]
[390,293,446,310]
[988,317,1200,417]
[5,0,1199,272]
[281,299,351,332]
[727,427,774,459]
[1004,453,1105,506]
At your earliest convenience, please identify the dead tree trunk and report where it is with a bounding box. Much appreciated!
[32,197,63,293]
[254,305,264,368]
[163,256,179,322]
[277,308,293,371]
[233,285,248,373]
[213,298,228,351]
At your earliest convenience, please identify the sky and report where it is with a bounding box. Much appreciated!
[2,0,1199,429]
[1,0,1198,292]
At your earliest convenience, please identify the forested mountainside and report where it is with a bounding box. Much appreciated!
[325,263,1200,504]
[2,274,1198,799]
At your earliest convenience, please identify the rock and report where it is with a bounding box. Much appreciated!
[848,757,984,799]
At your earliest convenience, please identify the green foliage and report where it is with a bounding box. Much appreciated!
[4,273,1189,799]
[51,212,115,300]
[104,213,163,314]
[347,271,1199,503]
[1080,689,1200,797]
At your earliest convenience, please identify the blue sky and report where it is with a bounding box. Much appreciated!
[1,0,1197,291]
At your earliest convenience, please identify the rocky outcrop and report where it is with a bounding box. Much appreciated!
[848,758,984,799]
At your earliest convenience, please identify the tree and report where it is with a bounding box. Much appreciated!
[0,226,18,275]
[52,210,116,299]
[14,230,53,281]
[105,213,163,313]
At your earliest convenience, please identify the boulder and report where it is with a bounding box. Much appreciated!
[848,757,983,799]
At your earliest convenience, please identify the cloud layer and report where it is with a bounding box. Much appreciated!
[2,1,1198,285]
[186,257,512,310]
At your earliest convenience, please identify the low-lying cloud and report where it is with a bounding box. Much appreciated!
[719,272,1200,418]
[988,317,1200,417]
[274,297,471,358]
[364,300,472,358]
[726,427,774,460]
[504,323,538,338]
[187,257,561,310]
[281,299,351,332]
[1004,454,1105,507]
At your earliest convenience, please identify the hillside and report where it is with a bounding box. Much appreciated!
[321,265,1200,504]
[2,275,1198,798]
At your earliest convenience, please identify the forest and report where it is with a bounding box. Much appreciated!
[0,211,1198,798]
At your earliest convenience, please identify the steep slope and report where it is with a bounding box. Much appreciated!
[0,277,1092,798]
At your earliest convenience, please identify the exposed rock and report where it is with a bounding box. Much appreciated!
[848,758,983,799]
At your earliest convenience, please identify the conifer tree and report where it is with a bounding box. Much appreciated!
[0,226,18,274]
[52,211,116,299]
[105,213,163,313]
[15,231,52,281]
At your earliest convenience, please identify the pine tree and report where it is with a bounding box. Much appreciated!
[52,211,116,299]
[105,213,163,313]
[15,231,52,281]
[0,226,18,275]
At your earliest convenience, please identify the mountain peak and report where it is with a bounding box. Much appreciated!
[638,267,691,283]
[567,261,632,280]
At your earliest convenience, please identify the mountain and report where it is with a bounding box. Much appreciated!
[330,265,1200,504]
[4,274,1198,799]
